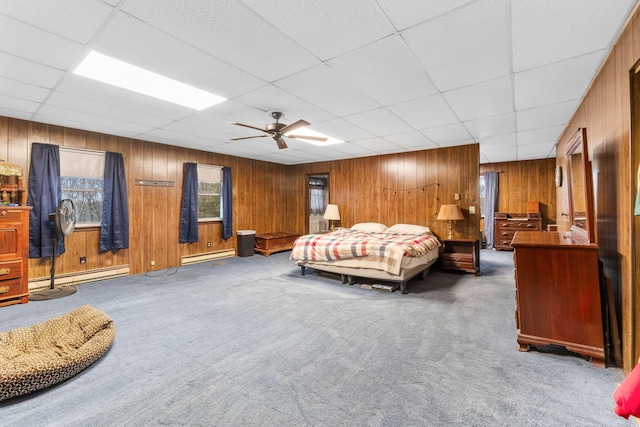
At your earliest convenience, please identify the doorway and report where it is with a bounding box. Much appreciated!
[307,173,329,234]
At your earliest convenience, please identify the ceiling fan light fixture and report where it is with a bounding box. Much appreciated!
[74,51,227,110]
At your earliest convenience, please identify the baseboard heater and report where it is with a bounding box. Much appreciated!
[29,265,130,292]
[181,249,236,265]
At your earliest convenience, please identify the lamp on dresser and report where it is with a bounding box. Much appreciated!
[437,204,465,239]
[323,204,340,231]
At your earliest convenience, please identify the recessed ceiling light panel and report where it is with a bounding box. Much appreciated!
[285,127,344,146]
[73,51,226,110]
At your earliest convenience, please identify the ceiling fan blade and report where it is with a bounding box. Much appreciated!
[280,119,310,135]
[230,135,267,141]
[287,134,328,142]
[274,135,288,149]
[229,122,269,133]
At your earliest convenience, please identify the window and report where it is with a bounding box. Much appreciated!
[197,165,222,221]
[60,148,105,227]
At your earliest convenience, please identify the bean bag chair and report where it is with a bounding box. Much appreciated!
[0,305,115,401]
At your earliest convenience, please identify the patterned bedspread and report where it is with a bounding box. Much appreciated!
[290,228,441,275]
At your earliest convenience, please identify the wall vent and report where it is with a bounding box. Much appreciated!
[29,265,130,292]
[181,249,235,265]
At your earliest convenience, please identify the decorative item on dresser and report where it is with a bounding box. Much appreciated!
[0,206,32,306]
[440,238,479,275]
[493,212,542,250]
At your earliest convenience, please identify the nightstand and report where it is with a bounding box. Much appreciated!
[440,238,480,275]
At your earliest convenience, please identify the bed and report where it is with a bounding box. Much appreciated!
[290,223,441,294]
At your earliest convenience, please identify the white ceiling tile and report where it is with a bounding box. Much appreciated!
[36,104,154,136]
[0,77,50,102]
[329,142,377,157]
[444,76,513,121]
[275,64,380,117]
[310,118,373,142]
[351,137,402,154]
[232,84,335,124]
[0,15,84,70]
[480,133,516,148]
[0,95,40,115]
[121,0,319,82]
[517,126,565,146]
[481,148,517,162]
[514,51,606,110]
[385,131,438,149]
[240,0,395,61]
[516,100,580,131]
[518,141,556,156]
[402,0,510,91]
[464,113,516,139]
[55,76,196,121]
[437,138,476,148]
[388,94,458,129]
[511,0,637,72]
[2,0,114,43]
[0,52,65,88]
[377,0,475,31]
[91,13,266,100]
[421,123,472,144]
[328,35,438,105]
[344,108,413,136]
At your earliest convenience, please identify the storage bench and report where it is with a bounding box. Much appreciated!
[254,232,300,256]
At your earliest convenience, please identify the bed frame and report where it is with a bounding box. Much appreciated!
[297,255,438,294]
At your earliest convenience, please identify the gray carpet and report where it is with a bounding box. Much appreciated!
[0,249,632,426]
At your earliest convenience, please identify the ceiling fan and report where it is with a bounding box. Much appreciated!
[230,111,327,149]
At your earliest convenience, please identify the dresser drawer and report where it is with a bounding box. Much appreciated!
[497,221,540,230]
[0,278,24,298]
[0,260,21,281]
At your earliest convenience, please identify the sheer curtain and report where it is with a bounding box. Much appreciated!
[309,177,327,215]
[100,152,129,251]
[484,171,499,249]
[27,143,61,258]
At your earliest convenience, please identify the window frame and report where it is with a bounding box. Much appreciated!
[196,164,223,222]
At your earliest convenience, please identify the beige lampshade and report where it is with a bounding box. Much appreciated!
[437,204,464,221]
[323,204,340,220]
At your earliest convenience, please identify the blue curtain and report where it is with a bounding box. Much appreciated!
[100,152,129,251]
[179,162,199,243]
[484,171,499,249]
[222,167,232,240]
[27,143,61,258]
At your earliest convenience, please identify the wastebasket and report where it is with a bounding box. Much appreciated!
[237,230,256,257]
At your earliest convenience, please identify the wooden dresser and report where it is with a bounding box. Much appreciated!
[511,231,604,367]
[494,213,542,250]
[0,206,31,306]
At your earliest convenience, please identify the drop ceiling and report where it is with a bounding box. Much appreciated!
[0,0,637,165]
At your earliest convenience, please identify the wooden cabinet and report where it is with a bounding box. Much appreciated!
[254,232,300,256]
[0,206,31,306]
[511,231,604,367]
[440,238,479,275]
[494,213,541,250]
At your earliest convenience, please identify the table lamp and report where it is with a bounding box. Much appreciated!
[323,204,340,231]
[437,204,465,239]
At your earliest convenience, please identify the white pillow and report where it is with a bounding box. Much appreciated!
[386,224,432,235]
[350,222,388,233]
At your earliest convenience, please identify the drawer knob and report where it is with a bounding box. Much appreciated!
[0,267,10,275]
[526,224,535,228]
[0,211,6,216]
[0,285,9,294]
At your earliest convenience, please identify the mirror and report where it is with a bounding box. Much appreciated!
[565,128,596,244]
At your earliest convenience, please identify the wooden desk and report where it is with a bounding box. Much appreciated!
[254,232,300,256]
[511,231,604,367]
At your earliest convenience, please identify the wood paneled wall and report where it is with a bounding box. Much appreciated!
[293,144,481,241]
[553,3,640,371]
[1,117,480,283]
[480,159,557,229]
[0,117,294,278]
